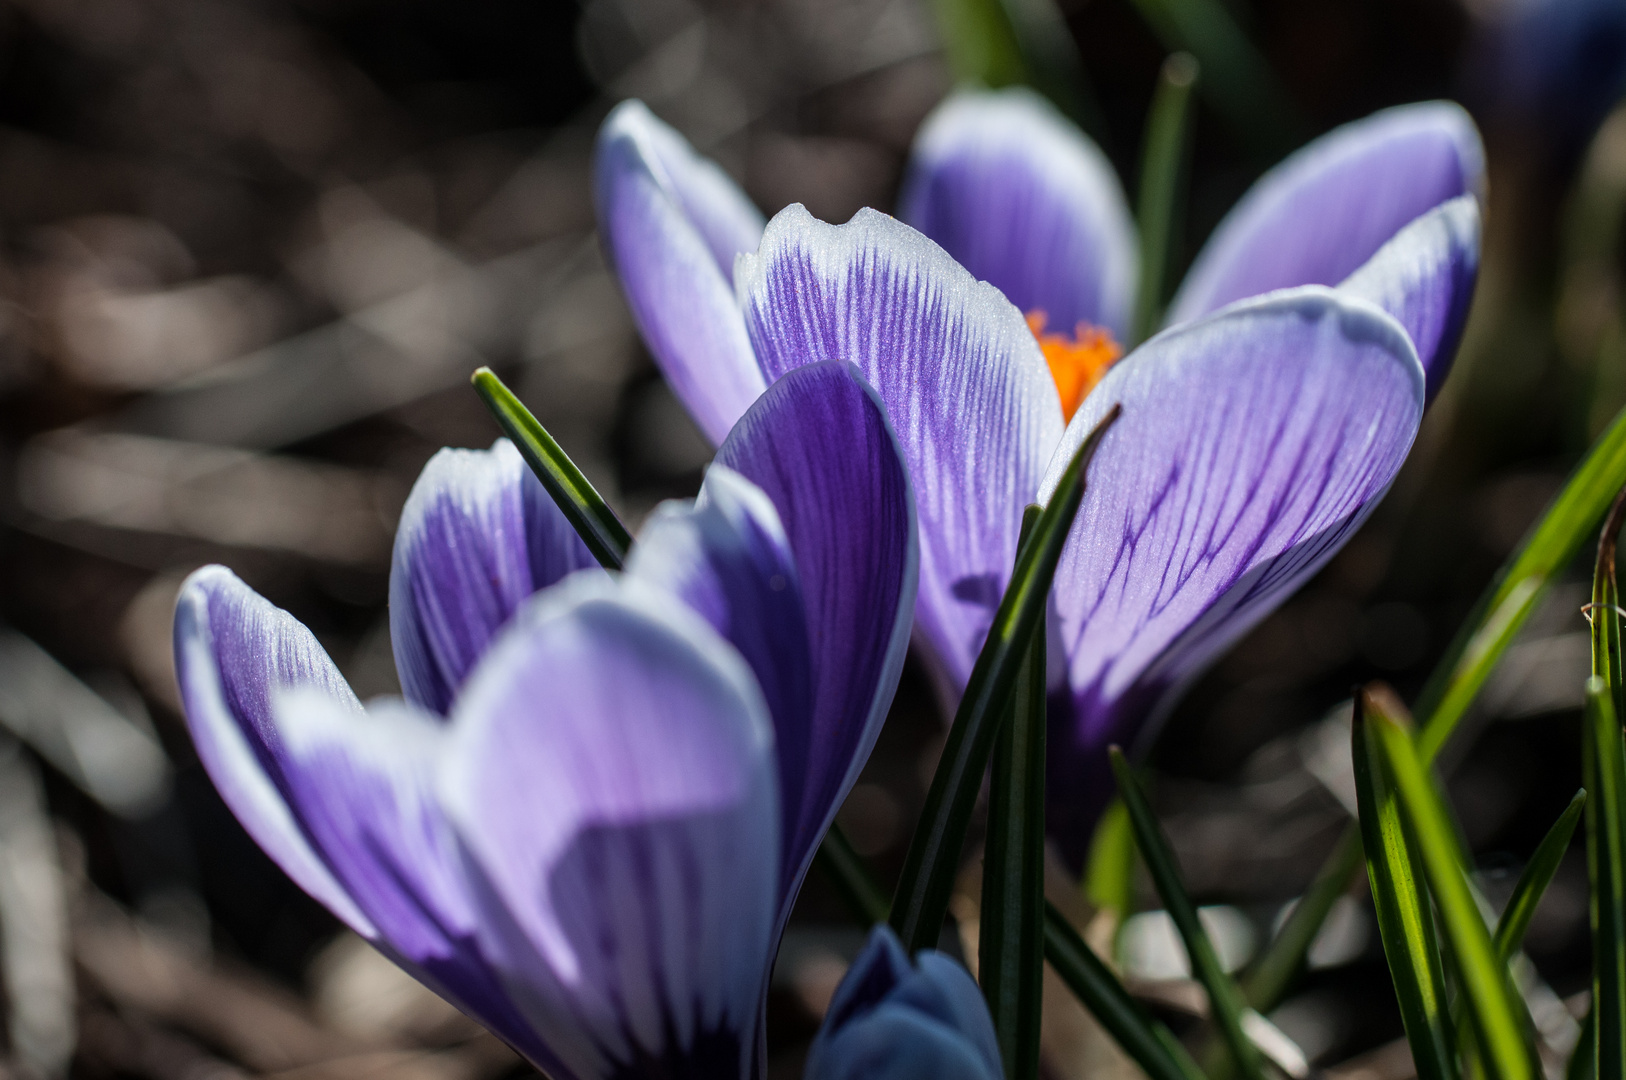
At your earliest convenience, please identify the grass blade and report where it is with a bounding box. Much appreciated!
[818,816,1208,1080]
[1043,903,1208,1080]
[1352,693,1460,1080]
[1131,53,1199,346]
[1416,404,1626,764]
[1110,747,1266,1080]
[1364,686,1538,1080]
[1569,1007,1595,1080]
[980,508,1046,1080]
[1494,789,1586,961]
[1123,0,1300,156]
[1585,486,1626,1078]
[1083,798,1136,922]
[1244,405,1626,1012]
[930,0,1027,90]
[1241,828,1362,1010]
[472,366,632,570]
[815,825,889,927]
[999,0,1105,136]
[891,405,1120,951]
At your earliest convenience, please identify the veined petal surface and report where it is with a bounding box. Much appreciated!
[1041,290,1424,859]
[1339,194,1481,404]
[595,100,767,445]
[1167,102,1485,327]
[738,207,1061,693]
[172,566,374,936]
[442,575,778,1080]
[808,926,1001,1080]
[715,362,917,917]
[390,439,598,716]
[898,88,1138,339]
[629,464,816,884]
[266,690,549,1065]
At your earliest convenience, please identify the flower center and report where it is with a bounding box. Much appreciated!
[1026,310,1122,422]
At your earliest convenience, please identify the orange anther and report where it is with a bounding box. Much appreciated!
[1026,311,1122,422]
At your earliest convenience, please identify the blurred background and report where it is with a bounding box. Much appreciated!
[0,0,1622,1076]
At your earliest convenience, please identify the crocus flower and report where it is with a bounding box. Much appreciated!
[805,926,1003,1080]
[596,96,1478,862]
[173,360,917,1079]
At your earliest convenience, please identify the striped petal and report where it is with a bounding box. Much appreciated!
[1167,102,1485,327]
[1042,290,1424,861]
[595,100,767,445]
[172,565,374,936]
[899,87,1138,340]
[629,466,814,887]
[389,439,598,716]
[1339,194,1481,405]
[265,690,550,1066]
[714,362,916,913]
[441,574,779,1080]
[807,926,1001,1080]
[631,362,916,928]
[738,207,1061,695]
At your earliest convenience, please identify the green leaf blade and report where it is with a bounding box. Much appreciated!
[1109,747,1265,1080]
[1042,903,1207,1080]
[1123,0,1301,156]
[1585,488,1626,1079]
[471,366,632,571]
[1351,696,1460,1080]
[1241,827,1363,1011]
[1365,688,1537,1080]
[931,0,1028,89]
[815,825,890,927]
[1082,798,1135,922]
[979,507,1048,1080]
[890,405,1120,952]
[1244,406,1626,1014]
[1493,789,1586,962]
[1131,52,1199,347]
[1417,403,1626,764]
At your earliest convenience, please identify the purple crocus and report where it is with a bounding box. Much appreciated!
[595,95,1479,862]
[806,926,1003,1080]
[173,360,917,1079]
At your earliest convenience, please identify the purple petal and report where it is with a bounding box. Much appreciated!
[441,574,778,1080]
[595,100,767,445]
[1339,194,1480,405]
[627,467,817,896]
[1042,290,1424,861]
[809,926,1001,1080]
[266,690,553,1067]
[738,206,1061,694]
[172,566,375,936]
[1167,102,1485,327]
[899,88,1138,339]
[714,362,917,913]
[390,439,598,716]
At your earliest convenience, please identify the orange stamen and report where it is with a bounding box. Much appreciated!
[1025,310,1122,422]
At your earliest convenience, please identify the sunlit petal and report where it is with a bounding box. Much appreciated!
[1167,102,1484,326]
[390,439,598,715]
[1042,289,1425,859]
[899,87,1138,339]
[442,575,779,1080]
[595,100,767,445]
[738,206,1061,694]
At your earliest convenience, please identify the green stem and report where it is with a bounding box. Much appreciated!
[890,406,1120,952]
[816,825,890,926]
[471,367,631,570]
[1131,53,1199,347]
[980,515,1047,1080]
